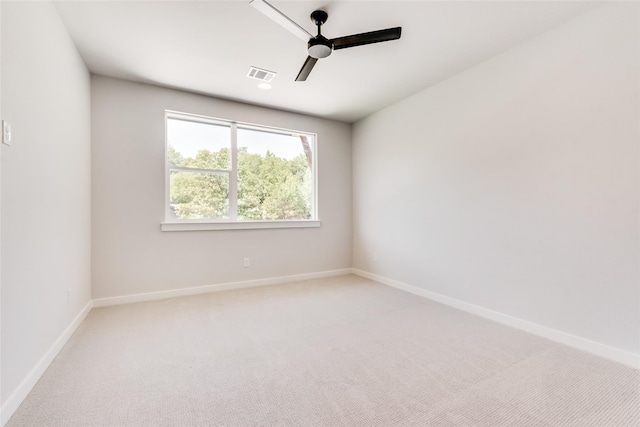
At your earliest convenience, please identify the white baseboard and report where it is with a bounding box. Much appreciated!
[1,300,94,426]
[92,269,353,307]
[352,269,640,370]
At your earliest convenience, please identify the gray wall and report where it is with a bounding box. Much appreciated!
[1,0,92,405]
[91,76,352,299]
[352,3,639,355]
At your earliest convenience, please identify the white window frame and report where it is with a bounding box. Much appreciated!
[162,110,320,231]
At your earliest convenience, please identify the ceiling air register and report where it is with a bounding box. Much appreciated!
[247,66,277,82]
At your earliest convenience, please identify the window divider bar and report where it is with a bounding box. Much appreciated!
[229,123,238,221]
[169,166,230,174]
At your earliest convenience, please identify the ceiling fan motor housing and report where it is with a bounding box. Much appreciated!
[308,36,333,59]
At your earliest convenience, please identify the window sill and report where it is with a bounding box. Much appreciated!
[161,220,321,232]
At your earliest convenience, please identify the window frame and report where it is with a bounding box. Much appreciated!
[162,110,320,231]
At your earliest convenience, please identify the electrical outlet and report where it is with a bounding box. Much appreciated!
[243,258,250,268]
[2,120,12,146]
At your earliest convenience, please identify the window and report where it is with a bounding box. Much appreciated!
[163,111,318,231]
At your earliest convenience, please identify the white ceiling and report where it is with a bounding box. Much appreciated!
[54,0,599,123]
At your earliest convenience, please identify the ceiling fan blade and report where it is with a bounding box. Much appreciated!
[250,0,312,42]
[295,56,318,81]
[331,27,402,50]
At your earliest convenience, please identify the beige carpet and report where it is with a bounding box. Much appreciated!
[6,275,640,426]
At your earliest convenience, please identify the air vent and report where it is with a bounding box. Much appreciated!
[247,66,276,82]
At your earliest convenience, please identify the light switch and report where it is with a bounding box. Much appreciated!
[2,120,12,146]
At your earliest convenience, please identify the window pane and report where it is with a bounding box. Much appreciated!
[237,127,313,220]
[167,118,230,170]
[169,170,229,220]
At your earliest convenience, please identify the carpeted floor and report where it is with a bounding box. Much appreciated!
[6,274,640,426]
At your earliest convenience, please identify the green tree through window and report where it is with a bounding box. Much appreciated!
[166,112,315,222]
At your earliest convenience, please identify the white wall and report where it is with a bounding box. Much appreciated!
[1,0,91,409]
[91,76,352,299]
[353,3,639,356]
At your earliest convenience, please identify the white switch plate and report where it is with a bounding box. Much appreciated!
[2,120,12,146]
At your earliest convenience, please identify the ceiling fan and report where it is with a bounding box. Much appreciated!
[250,0,402,81]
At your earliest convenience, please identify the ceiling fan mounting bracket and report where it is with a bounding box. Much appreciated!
[310,10,328,27]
